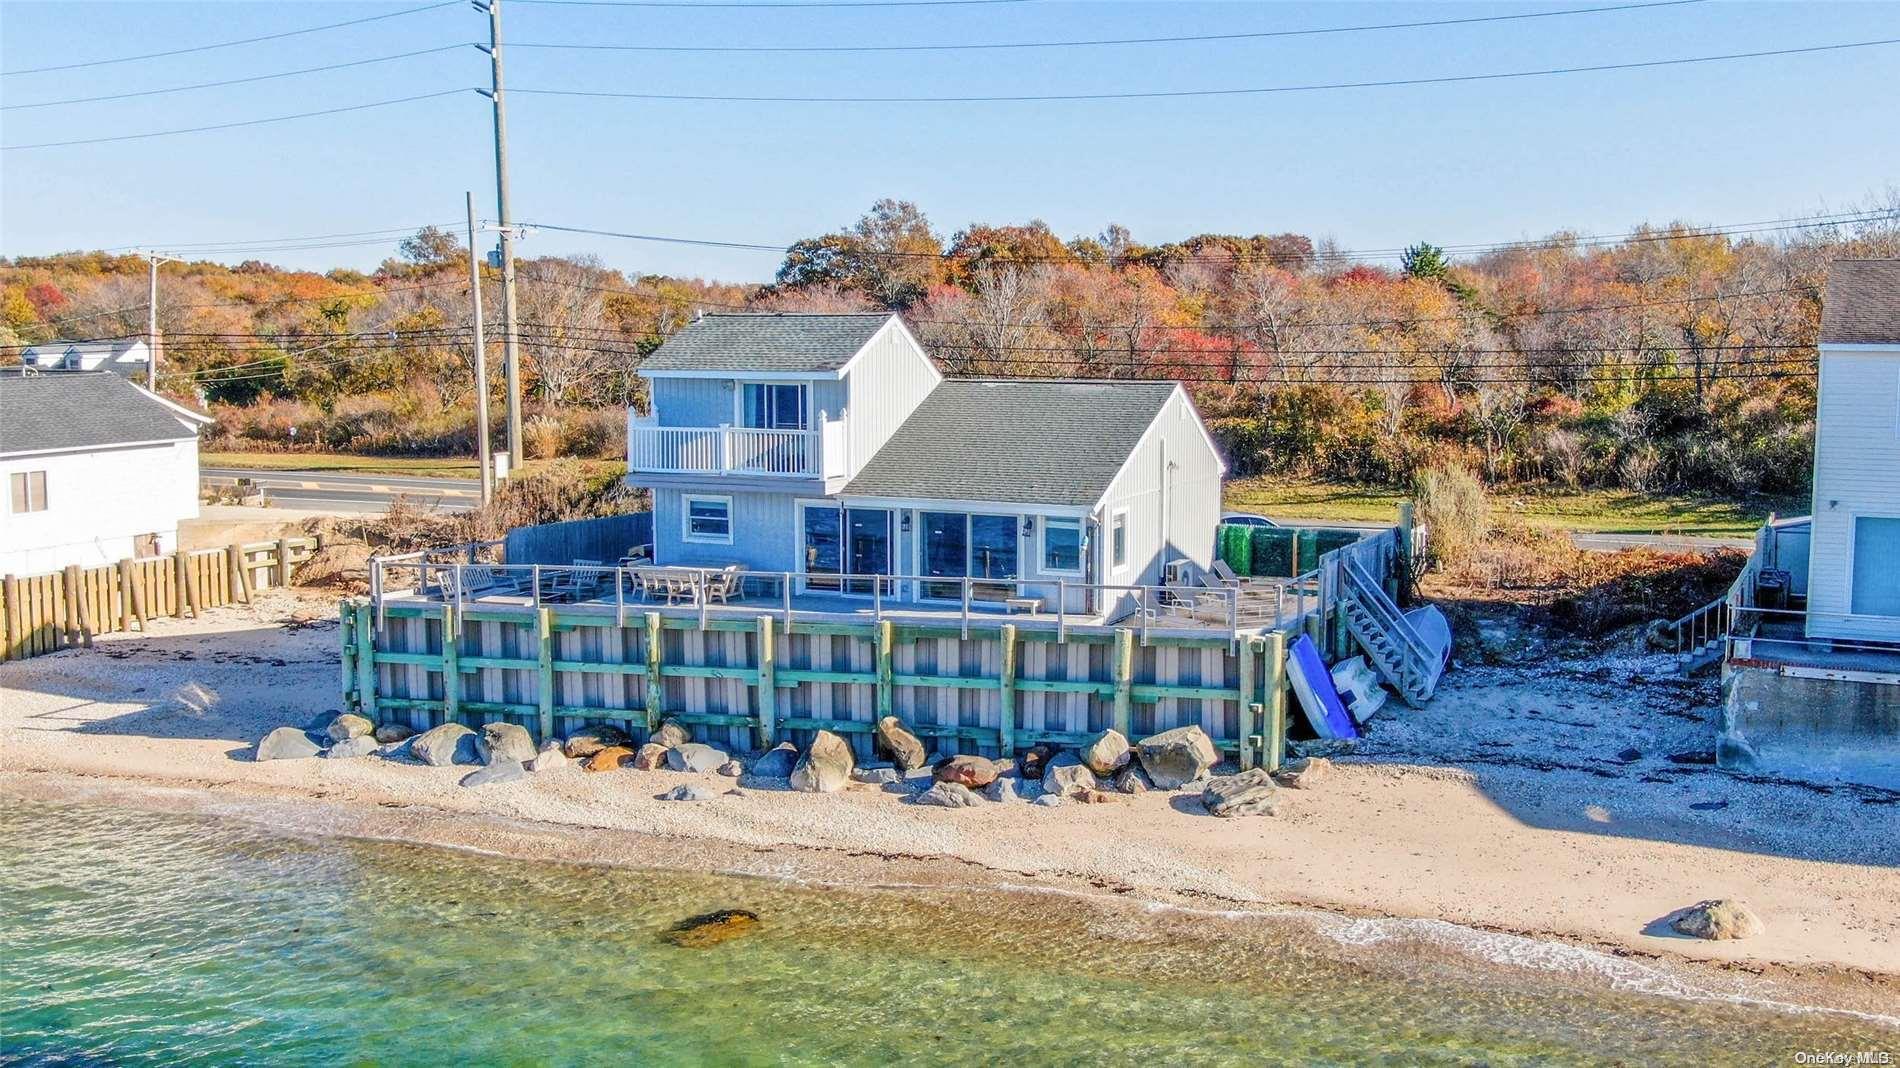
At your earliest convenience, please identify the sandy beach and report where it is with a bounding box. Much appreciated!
[4,587,1897,1004]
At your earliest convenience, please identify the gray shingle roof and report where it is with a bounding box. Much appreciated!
[842,379,1179,507]
[1820,260,1900,345]
[640,313,897,374]
[0,371,204,455]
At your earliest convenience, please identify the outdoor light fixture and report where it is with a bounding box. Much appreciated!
[1022,516,1036,537]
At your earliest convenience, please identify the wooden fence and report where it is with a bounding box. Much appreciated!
[348,602,1294,771]
[0,536,321,661]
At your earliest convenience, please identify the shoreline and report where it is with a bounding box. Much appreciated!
[4,589,1898,1022]
[6,767,1898,1031]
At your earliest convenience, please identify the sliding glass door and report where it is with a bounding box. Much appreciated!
[917,511,1020,602]
[801,503,893,595]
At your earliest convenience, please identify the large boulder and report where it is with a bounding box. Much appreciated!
[479,722,538,765]
[750,742,799,778]
[373,722,414,745]
[323,735,379,760]
[1041,752,1097,799]
[1202,768,1281,817]
[983,777,1022,804]
[1136,725,1219,789]
[666,743,730,774]
[563,723,632,759]
[584,746,636,773]
[631,742,670,770]
[874,716,928,771]
[1078,729,1132,776]
[412,722,481,767]
[325,713,374,744]
[790,730,854,793]
[1113,765,1153,795]
[853,767,900,786]
[1017,743,1057,780]
[1671,899,1764,941]
[651,718,693,749]
[933,754,999,788]
[256,726,322,761]
[915,781,980,808]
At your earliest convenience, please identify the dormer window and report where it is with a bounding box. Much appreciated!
[740,383,807,431]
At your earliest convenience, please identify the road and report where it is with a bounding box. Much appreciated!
[1568,531,1752,552]
[201,467,481,514]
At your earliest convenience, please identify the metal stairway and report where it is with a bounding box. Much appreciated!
[1340,559,1445,707]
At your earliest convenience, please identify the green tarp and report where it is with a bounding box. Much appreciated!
[1213,524,1368,578]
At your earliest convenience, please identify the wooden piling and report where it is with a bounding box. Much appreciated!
[276,536,294,588]
[117,558,135,631]
[227,544,251,604]
[754,615,777,749]
[441,604,460,725]
[354,601,378,721]
[1237,635,1258,769]
[997,623,1018,758]
[61,566,86,647]
[1112,627,1135,739]
[339,601,357,712]
[643,611,664,736]
[2,575,19,661]
[173,550,195,618]
[535,607,555,743]
[1263,631,1288,773]
[875,619,895,719]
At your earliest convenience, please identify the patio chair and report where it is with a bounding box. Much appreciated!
[702,564,744,605]
[1207,560,1244,587]
[455,565,529,599]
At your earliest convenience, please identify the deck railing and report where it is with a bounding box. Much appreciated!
[628,424,825,477]
[370,557,1273,643]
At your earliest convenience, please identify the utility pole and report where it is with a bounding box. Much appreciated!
[140,250,175,391]
[475,0,524,470]
[466,191,495,505]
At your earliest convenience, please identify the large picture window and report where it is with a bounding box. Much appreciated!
[1041,517,1083,576]
[682,494,732,544]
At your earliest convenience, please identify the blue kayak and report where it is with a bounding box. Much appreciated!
[1288,634,1358,740]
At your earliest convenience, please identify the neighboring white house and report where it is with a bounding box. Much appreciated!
[625,312,1227,619]
[1806,259,1900,644]
[19,338,154,380]
[0,370,209,574]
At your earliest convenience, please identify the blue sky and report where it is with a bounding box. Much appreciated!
[1,0,1894,282]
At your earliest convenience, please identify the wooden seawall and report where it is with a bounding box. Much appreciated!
[348,605,1293,771]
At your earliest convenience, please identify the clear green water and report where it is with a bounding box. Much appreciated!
[0,800,1889,1066]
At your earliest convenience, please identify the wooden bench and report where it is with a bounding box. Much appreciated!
[1004,595,1044,614]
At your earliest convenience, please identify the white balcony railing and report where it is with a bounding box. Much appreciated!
[628,416,842,478]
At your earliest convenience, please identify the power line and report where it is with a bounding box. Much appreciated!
[0,89,473,152]
[512,0,1701,53]
[512,37,1900,103]
[0,1,462,77]
[510,0,1032,7]
[1,45,473,111]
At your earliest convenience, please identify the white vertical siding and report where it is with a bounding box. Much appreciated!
[1092,388,1226,594]
[0,439,199,573]
[1807,346,1900,642]
[839,320,940,480]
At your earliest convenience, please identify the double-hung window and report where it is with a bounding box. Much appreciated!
[1041,517,1083,575]
[9,471,48,514]
[682,494,732,544]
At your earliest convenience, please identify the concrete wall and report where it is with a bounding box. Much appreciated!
[1721,661,1900,790]
[1807,344,1900,641]
[0,439,198,573]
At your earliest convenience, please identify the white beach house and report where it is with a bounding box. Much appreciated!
[0,370,210,573]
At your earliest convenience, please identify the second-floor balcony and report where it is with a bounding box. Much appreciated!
[628,414,846,479]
